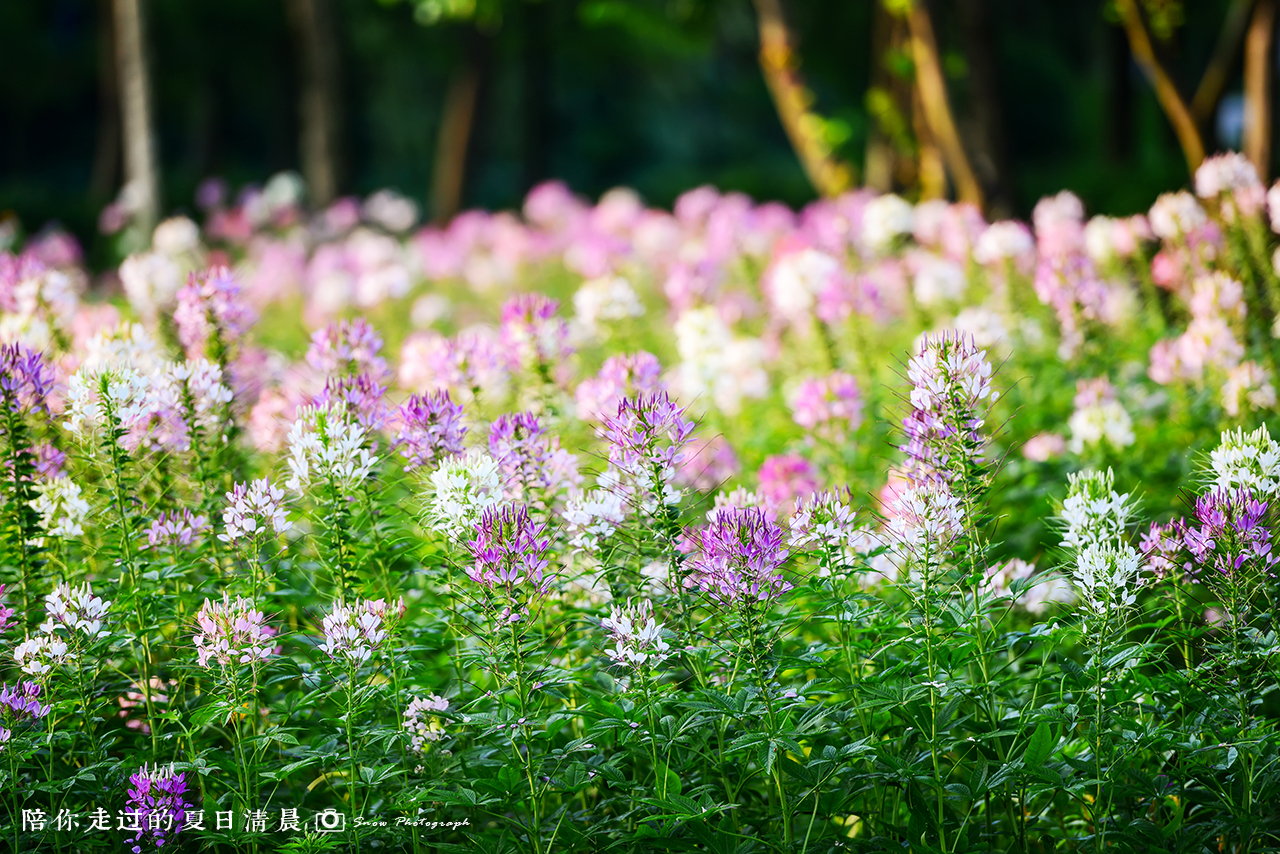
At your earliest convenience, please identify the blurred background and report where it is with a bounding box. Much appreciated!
[0,0,1274,269]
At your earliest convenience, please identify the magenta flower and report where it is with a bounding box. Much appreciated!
[0,681,50,722]
[575,351,664,423]
[499,292,571,373]
[757,454,821,515]
[788,372,863,437]
[685,506,792,607]
[0,343,54,415]
[393,390,467,472]
[306,317,392,384]
[1184,489,1278,585]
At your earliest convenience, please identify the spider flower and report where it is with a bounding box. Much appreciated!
[317,597,405,667]
[685,506,791,607]
[600,599,673,669]
[220,478,292,542]
[124,763,193,854]
[394,390,466,472]
[192,595,276,669]
[284,403,378,494]
[143,509,208,550]
[900,331,996,486]
[465,504,554,618]
[1184,489,1279,587]
[404,694,450,754]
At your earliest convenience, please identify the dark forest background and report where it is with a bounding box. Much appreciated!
[0,0,1268,265]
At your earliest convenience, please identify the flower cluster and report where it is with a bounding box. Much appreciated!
[1067,377,1134,453]
[0,343,54,414]
[1210,425,1280,496]
[1183,489,1278,587]
[193,595,276,669]
[1070,543,1146,620]
[318,597,405,666]
[220,478,292,542]
[284,403,378,494]
[601,391,696,515]
[143,509,208,550]
[124,763,193,854]
[404,694,450,754]
[305,317,392,384]
[173,266,256,359]
[900,331,996,486]
[788,372,863,439]
[464,504,554,616]
[394,391,466,472]
[685,506,791,607]
[1059,468,1133,551]
[425,449,503,540]
[0,681,50,747]
[575,351,664,424]
[29,476,90,543]
[600,599,672,669]
[500,292,571,374]
[40,582,111,639]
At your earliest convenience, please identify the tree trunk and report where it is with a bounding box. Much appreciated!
[90,0,120,202]
[956,0,1012,215]
[287,0,343,208]
[903,0,983,207]
[112,0,160,235]
[1115,0,1205,175]
[431,30,489,223]
[1191,0,1258,127]
[1244,0,1275,178]
[751,0,854,197]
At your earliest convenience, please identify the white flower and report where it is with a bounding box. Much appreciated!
[403,694,450,753]
[600,599,672,669]
[1071,543,1145,615]
[573,276,644,336]
[1149,191,1207,239]
[673,307,767,416]
[29,477,90,543]
[1210,425,1280,495]
[120,252,184,319]
[912,255,967,307]
[1059,468,1132,551]
[885,482,966,552]
[973,221,1034,265]
[1222,361,1276,418]
[563,482,628,552]
[220,478,293,542]
[40,582,111,639]
[862,194,914,253]
[1067,400,1134,453]
[767,248,842,321]
[14,634,71,676]
[425,449,502,540]
[284,403,378,494]
[63,368,152,439]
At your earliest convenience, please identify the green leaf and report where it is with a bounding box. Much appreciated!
[655,761,682,797]
[1024,721,1054,768]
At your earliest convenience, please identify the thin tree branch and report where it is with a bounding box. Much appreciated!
[1191,0,1258,126]
[1115,0,1206,175]
[1244,0,1275,178]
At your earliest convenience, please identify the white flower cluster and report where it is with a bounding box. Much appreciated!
[1148,191,1207,240]
[767,247,841,321]
[673,307,767,417]
[318,598,403,666]
[425,449,502,540]
[573,275,644,336]
[1221,361,1276,418]
[14,635,71,676]
[40,582,111,639]
[1059,468,1133,551]
[403,694,450,753]
[600,599,672,669]
[166,359,233,433]
[1070,543,1145,617]
[791,492,892,583]
[885,482,966,553]
[29,477,90,544]
[1210,425,1280,495]
[285,403,379,494]
[63,368,152,439]
[563,476,629,553]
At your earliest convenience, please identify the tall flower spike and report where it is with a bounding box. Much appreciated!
[465,504,554,621]
[425,449,503,541]
[40,581,111,639]
[173,265,256,359]
[404,694,450,754]
[284,403,378,494]
[900,331,996,487]
[1059,468,1133,552]
[0,343,54,415]
[600,599,673,669]
[1210,426,1280,496]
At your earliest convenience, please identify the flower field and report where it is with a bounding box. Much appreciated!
[5,154,1280,851]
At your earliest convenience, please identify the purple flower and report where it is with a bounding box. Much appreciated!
[220,478,292,542]
[575,352,665,423]
[394,391,466,472]
[900,331,995,486]
[306,317,392,384]
[1140,520,1190,581]
[465,504,554,619]
[686,506,792,607]
[0,585,13,634]
[489,411,550,490]
[314,372,389,434]
[788,372,863,437]
[173,266,256,358]
[1184,488,1279,584]
[499,292,571,373]
[143,509,209,550]
[0,343,54,415]
[32,444,65,479]
[125,763,192,853]
[0,681,50,722]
